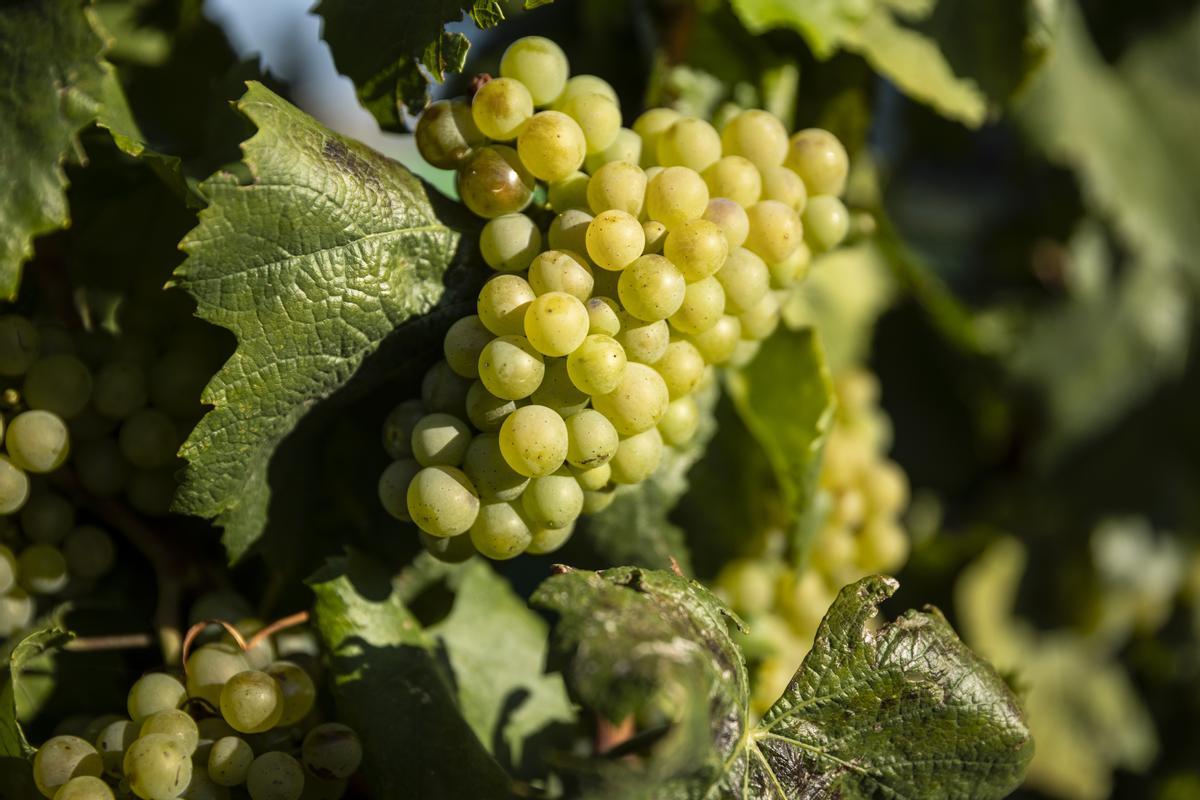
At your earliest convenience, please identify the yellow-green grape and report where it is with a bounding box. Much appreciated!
[609,428,664,484]
[591,363,669,436]
[572,461,611,491]
[21,489,73,544]
[24,354,92,418]
[52,776,113,800]
[584,127,641,171]
[524,292,590,357]
[127,674,186,723]
[220,670,283,734]
[865,460,909,514]
[566,335,626,395]
[480,213,542,273]
[785,128,849,197]
[471,77,533,140]
[0,586,33,636]
[690,315,742,364]
[760,165,807,212]
[554,74,619,109]
[302,724,362,782]
[548,208,593,254]
[407,465,480,537]
[186,644,250,708]
[582,488,616,514]
[194,716,235,764]
[266,661,316,726]
[463,433,529,501]
[527,250,592,301]
[716,558,777,615]
[469,500,532,559]
[669,277,725,335]
[858,520,909,574]
[527,520,575,555]
[585,297,621,337]
[653,340,705,399]
[420,360,470,417]
[802,195,850,252]
[522,472,584,529]
[645,167,709,229]
[561,92,621,154]
[92,361,148,419]
[702,156,761,207]
[517,111,587,182]
[123,734,191,800]
[548,171,590,211]
[663,218,728,282]
[656,117,721,172]
[246,752,304,800]
[702,198,749,250]
[614,315,668,365]
[811,526,856,575]
[182,767,229,800]
[139,709,199,755]
[410,413,472,467]
[642,220,668,254]
[658,396,699,447]
[465,381,519,432]
[208,736,253,787]
[530,359,589,417]
[19,544,67,594]
[768,242,811,288]
[456,146,535,219]
[0,455,29,514]
[414,99,486,169]
[477,274,536,336]
[0,315,39,376]
[563,408,619,469]
[33,736,102,798]
[421,530,477,563]
[720,109,788,170]
[382,399,424,459]
[0,544,14,594]
[586,161,646,216]
[499,405,568,477]
[744,200,802,263]
[616,255,686,323]
[378,458,420,521]
[443,316,492,379]
[631,108,680,167]
[585,210,645,271]
[740,290,781,339]
[715,247,770,314]
[500,36,569,106]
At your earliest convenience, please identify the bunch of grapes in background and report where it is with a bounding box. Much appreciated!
[715,368,910,713]
[379,34,855,562]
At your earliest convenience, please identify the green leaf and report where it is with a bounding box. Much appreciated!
[173,83,464,562]
[0,622,73,759]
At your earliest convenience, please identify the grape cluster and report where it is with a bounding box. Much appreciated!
[29,615,360,800]
[381,35,854,561]
[715,369,909,713]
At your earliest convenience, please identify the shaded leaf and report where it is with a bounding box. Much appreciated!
[0,622,74,759]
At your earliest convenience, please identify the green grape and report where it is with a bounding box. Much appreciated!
[0,543,14,593]
[246,752,305,800]
[94,719,138,777]
[477,335,544,401]
[715,247,770,315]
[407,465,480,537]
[663,218,728,282]
[585,297,621,337]
[585,210,645,271]
[760,165,807,212]
[720,109,788,170]
[477,274,536,337]
[526,519,575,555]
[642,220,668,254]
[266,660,316,726]
[523,292,590,357]
[668,276,725,335]
[471,77,533,140]
[0,586,33,636]
[33,736,103,798]
[500,36,569,106]
[382,400,424,460]
[421,360,471,417]
[645,167,709,229]
[744,200,802,264]
[516,111,587,182]
[554,74,619,109]
[571,461,611,491]
[0,455,29,514]
[566,335,626,396]
[19,544,68,594]
[560,92,621,154]
[207,736,253,787]
[53,775,114,800]
[690,315,742,364]
[125,469,175,517]
[631,108,680,168]
[185,644,250,709]
[64,525,115,580]
[768,241,811,288]
[378,458,420,521]
[420,530,477,563]
[784,128,849,197]
[656,117,721,172]
[547,208,593,254]
[653,340,705,399]
[410,413,472,467]
[702,156,761,207]
[528,250,594,301]
[23,355,92,419]
[586,161,646,216]
[522,472,584,528]
[180,767,227,800]
[442,316,492,380]
[463,433,528,501]
[226,619,275,671]
[716,559,776,616]
[617,255,686,322]
[139,710,199,756]
[0,315,39,376]
[128,674,186,723]
[864,460,909,514]
[21,489,74,543]
[614,315,669,365]
[465,381,519,432]
[301,724,362,781]
[414,99,485,169]
[609,427,664,484]
[738,291,781,340]
[220,670,283,734]
[93,361,148,419]
[801,195,850,252]
[591,363,669,436]
[479,213,542,274]
[117,409,177,469]
[456,146,535,219]
[6,409,70,473]
[194,718,234,763]
[584,127,641,171]
[657,396,699,447]
[468,500,532,560]
[703,198,749,249]
[498,405,568,478]
[530,359,588,417]
[547,171,591,211]
[582,488,616,513]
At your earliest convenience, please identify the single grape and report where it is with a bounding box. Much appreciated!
[301,724,362,781]
[0,315,39,376]
[585,297,621,337]
[530,359,589,417]
[584,127,642,171]
[522,472,584,529]
[19,544,68,594]
[864,460,909,514]
[744,200,802,264]
[456,146,535,219]
[547,208,594,254]
[410,413,472,467]
[585,210,645,271]
[23,355,92,418]
[662,218,729,282]
[609,427,664,484]
[477,273,536,336]
[74,438,130,498]
[784,128,849,197]
[479,213,542,274]
[266,660,316,726]
[147,351,211,418]
[128,674,186,723]
[614,315,669,365]
[739,291,782,340]
[526,520,576,555]
[208,736,254,787]
[669,277,726,335]
[378,458,420,521]
[117,409,177,469]
[33,736,103,798]
[715,247,770,314]
[528,250,594,301]
[563,409,620,470]
[383,401,425,461]
[52,775,113,800]
[702,198,750,250]
[554,74,619,109]
[20,489,74,543]
[477,335,545,401]
[498,405,568,478]
[645,167,709,229]
[653,340,706,399]
[0,455,30,514]
[220,670,284,734]
[0,543,14,594]
[420,530,477,563]
[500,36,569,106]
[465,381,519,432]
[571,461,611,491]
[471,77,533,140]
[586,161,646,216]
[6,409,70,473]
[582,488,617,513]
[516,110,587,182]
[642,220,668,254]
[194,717,235,763]
[139,709,199,755]
[591,363,669,436]
[702,156,761,207]
[246,751,305,800]
[407,465,480,537]
[186,644,250,709]
[180,767,227,800]
[768,241,811,288]
[617,255,686,322]
[631,108,680,168]
[566,335,626,396]
[760,165,807,212]
[560,92,621,154]
[720,109,788,170]
[522,292,590,358]
[657,396,700,447]
[689,314,742,364]
[469,500,532,560]
[415,99,486,169]
[656,117,721,172]
[421,359,471,417]
[547,171,591,212]
[462,433,529,501]
[93,361,148,419]
[225,619,276,671]
[0,586,33,636]
[63,525,115,580]
[801,195,850,252]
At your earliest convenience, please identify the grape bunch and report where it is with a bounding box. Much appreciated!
[28,615,361,800]
[715,368,910,713]
[379,35,855,561]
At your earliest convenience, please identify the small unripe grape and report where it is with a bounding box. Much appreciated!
[517,111,587,182]
[530,359,589,417]
[378,458,420,521]
[480,213,541,273]
[548,208,593,254]
[554,74,619,109]
[785,128,849,197]
[407,466,480,537]
[527,520,576,555]
[658,396,700,447]
[522,472,584,529]
[524,292,590,357]
[720,109,788,170]
[415,99,486,169]
[410,413,472,467]
[571,461,611,491]
[548,171,591,211]
[421,360,470,417]
[585,297,622,337]
[592,363,669,436]
[739,291,782,340]
[463,433,529,500]
[472,77,534,140]
[0,315,39,376]
[656,117,721,172]
[744,200,802,263]
[499,405,568,477]
[702,156,761,207]
[645,167,709,229]
[609,427,664,484]
[477,335,544,401]
[382,399,424,459]
[444,316,493,379]
[561,92,621,154]
[584,127,641,171]
[760,165,807,211]
[614,315,669,365]
[642,220,668,254]
[587,161,646,216]
[563,409,619,469]
[586,210,645,271]
[478,274,536,336]
[470,500,532,560]
[663,218,728,282]
[802,195,850,252]
[33,735,102,798]
[690,315,742,364]
[528,250,594,301]
[567,334,626,396]
[715,247,770,314]
[618,255,686,322]
[500,36,569,106]
[702,198,749,249]
[0,455,29,514]
[456,146,535,219]
[669,277,726,335]
[653,340,705,399]
[465,381,519,432]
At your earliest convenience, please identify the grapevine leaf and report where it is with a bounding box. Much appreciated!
[0,623,73,759]
[534,568,1032,799]
[173,83,463,562]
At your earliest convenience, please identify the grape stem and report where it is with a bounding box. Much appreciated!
[181,610,311,673]
[64,633,155,651]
